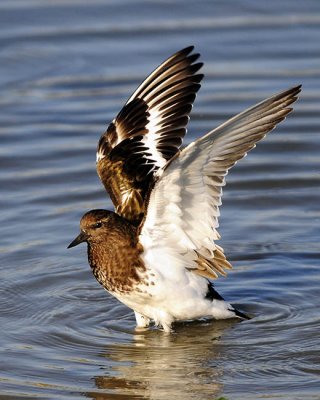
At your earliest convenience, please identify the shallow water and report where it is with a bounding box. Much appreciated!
[1,1,320,399]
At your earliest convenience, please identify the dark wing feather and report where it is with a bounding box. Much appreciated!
[96,46,203,224]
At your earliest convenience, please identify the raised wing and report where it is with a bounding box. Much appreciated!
[140,85,301,279]
[96,46,203,225]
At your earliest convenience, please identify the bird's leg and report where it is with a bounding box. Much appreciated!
[134,311,151,328]
[155,311,174,333]
[161,322,174,333]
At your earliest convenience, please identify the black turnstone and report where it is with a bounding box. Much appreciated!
[68,46,301,332]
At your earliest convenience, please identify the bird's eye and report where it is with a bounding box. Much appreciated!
[92,222,102,229]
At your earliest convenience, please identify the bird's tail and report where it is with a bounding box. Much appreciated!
[206,282,251,320]
[231,306,251,320]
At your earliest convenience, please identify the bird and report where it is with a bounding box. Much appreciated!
[68,46,301,332]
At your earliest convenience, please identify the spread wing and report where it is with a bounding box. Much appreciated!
[96,46,203,225]
[140,85,301,279]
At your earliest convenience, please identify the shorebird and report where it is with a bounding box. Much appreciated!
[68,46,301,332]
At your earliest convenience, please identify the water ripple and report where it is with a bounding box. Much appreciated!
[1,1,320,399]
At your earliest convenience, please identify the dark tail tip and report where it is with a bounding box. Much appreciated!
[232,308,251,320]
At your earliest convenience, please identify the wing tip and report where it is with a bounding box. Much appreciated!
[279,84,302,103]
[179,45,195,55]
[289,83,302,98]
[173,45,201,65]
[276,84,302,118]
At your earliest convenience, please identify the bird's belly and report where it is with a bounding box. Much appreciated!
[109,270,213,323]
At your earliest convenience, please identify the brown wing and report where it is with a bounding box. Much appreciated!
[96,46,204,225]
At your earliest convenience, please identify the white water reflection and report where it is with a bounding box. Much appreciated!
[88,321,237,399]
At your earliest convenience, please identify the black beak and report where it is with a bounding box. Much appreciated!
[67,231,88,249]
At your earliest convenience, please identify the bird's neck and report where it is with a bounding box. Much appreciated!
[87,226,146,293]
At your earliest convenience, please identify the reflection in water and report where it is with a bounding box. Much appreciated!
[87,320,237,399]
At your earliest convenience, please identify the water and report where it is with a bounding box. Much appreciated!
[1,1,320,399]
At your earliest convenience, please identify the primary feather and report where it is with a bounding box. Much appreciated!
[96,46,203,225]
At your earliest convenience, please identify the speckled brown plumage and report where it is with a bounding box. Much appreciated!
[78,210,146,293]
[96,147,150,226]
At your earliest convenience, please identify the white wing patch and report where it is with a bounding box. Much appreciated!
[140,123,167,169]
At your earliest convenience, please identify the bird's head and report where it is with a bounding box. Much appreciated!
[67,209,116,248]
